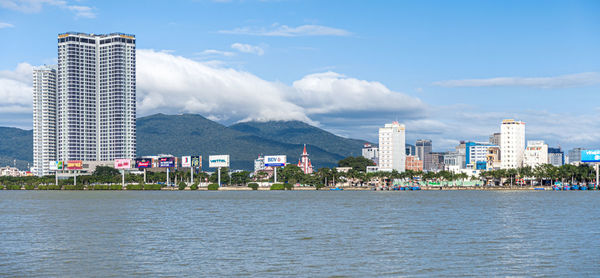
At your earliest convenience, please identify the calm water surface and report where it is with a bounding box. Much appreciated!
[1,191,599,277]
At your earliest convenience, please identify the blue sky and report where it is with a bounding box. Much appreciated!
[1,0,599,151]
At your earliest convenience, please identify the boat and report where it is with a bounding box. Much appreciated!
[534,188,545,190]
[330,187,343,191]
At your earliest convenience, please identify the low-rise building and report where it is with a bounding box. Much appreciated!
[486,146,501,170]
[361,143,379,165]
[523,140,548,168]
[405,155,423,171]
[0,166,26,177]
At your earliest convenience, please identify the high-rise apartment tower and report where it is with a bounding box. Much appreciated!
[57,32,136,161]
[32,65,57,176]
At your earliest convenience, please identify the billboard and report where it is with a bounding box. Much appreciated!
[49,161,64,170]
[114,159,131,169]
[264,155,286,167]
[191,155,201,167]
[581,150,600,162]
[67,160,83,170]
[158,157,176,168]
[135,158,153,168]
[209,155,230,168]
[181,156,192,167]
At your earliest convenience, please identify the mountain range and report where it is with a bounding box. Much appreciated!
[0,113,370,171]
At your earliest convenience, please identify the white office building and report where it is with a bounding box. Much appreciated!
[57,32,136,161]
[523,140,548,168]
[33,65,57,176]
[378,122,406,172]
[361,143,379,164]
[500,119,526,169]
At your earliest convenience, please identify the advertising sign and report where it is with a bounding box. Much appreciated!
[264,155,287,167]
[49,161,64,170]
[158,157,176,168]
[181,156,191,167]
[581,150,600,162]
[135,158,153,168]
[191,155,201,167]
[209,155,230,168]
[114,159,131,169]
[67,160,83,170]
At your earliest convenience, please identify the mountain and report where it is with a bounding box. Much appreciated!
[0,114,370,171]
[136,114,368,170]
[229,121,367,157]
[0,127,33,169]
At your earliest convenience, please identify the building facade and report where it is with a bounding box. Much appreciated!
[32,65,57,176]
[523,140,548,168]
[57,32,136,162]
[444,151,464,172]
[378,122,406,172]
[430,152,445,171]
[500,119,525,169]
[405,144,416,156]
[405,155,423,171]
[466,142,498,168]
[361,143,379,165]
[548,147,564,167]
[486,146,501,170]
[415,139,432,171]
[567,148,583,164]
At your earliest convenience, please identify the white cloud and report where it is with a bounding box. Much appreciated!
[65,5,95,18]
[433,72,600,88]
[231,43,264,55]
[0,22,14,28]
[137,49,311,123]
[0,62,33,114]
[136,50,426,125]
[195,49,236,57]
[292,72,425,115]
[0,0,95,18]
[219,23,351,37]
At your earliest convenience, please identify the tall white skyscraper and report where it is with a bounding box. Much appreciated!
[33,65,57,176]
[378,122,406,172]
[57,32,136,161]
[500,119,525,169]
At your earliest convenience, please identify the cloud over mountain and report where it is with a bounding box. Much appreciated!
[137,49,426,124]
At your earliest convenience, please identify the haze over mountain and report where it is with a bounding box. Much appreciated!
[0,114,370,171]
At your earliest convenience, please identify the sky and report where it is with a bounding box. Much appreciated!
[0,0,599,152]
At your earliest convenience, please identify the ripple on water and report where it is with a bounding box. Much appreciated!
[0,190,599,277]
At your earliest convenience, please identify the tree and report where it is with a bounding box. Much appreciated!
[337,156,375,172]
[280,164,305,184]
[93,166,120,177]
[209,168,231,185]
[230,171,251,186]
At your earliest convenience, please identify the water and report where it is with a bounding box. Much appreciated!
[1,191,599,277]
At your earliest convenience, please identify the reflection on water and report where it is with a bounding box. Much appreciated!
[0,191,599,276]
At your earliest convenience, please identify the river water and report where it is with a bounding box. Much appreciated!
[1,190,599,277]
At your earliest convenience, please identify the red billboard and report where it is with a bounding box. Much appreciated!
[135,158,153,168]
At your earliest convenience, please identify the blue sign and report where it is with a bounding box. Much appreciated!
[158,157,176,167]
[581,150,600,162]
